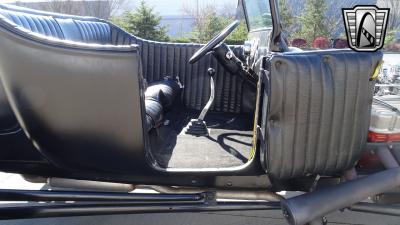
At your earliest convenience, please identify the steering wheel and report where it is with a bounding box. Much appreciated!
[189,20,240,64]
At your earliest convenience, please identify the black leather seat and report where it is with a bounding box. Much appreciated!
[0,6,113,44]
[0,4,181,132]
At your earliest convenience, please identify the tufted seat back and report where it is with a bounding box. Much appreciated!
[0,7,116,45]
[0,9,64,39]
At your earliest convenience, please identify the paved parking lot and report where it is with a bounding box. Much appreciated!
[0,173,399,225]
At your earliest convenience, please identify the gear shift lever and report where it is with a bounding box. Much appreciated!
[184,68,216,136]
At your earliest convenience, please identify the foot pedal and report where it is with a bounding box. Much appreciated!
[184,119,209,136]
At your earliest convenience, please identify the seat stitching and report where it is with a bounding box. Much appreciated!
[73,20,86,42]
[52,18,65,39]
[36,17,51,36]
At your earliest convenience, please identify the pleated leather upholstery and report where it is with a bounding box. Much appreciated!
[108,23,252,113]
[264,50,382,179]
[0,3,253,113]
[134,40,248,113]
[74,20,111,44]
[0,8,64,39]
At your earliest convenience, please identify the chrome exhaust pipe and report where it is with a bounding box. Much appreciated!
[281,167,400,225]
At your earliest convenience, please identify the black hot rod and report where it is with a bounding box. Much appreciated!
[0,0,396,225]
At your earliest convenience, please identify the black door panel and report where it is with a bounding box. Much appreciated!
[261,50,382,179]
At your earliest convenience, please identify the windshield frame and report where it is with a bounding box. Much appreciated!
[240,0,273,32]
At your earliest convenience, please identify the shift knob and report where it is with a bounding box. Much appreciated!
[207,68,216,77]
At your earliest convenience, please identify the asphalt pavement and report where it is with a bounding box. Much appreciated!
[0,173,399,225]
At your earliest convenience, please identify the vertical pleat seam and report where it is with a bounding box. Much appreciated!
[183,45,190,106]
[279,58,287,178]
[289,56,300,177]
[29,16,41,33]
[155,42,161,81]
[170,45,174,77]
[222,63,230,112]
[236,79,243,113]
[303,56,313,174]
[191,47,198,109]
[149,42,155,81]
[314,56,327,173]
[173,45,179,79]
[24,16,38,33]
[335,54,348,171]
[229,73,236,112]
[10,14,27,30]
[322,56,335,172]
[346,53,362,168]
[142,41,148,80]
[162,45,168,80]
[72,20,84,42]
[87,23,97,42]
[36,17,50,36]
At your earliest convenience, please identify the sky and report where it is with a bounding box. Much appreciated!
[3,0,238,15]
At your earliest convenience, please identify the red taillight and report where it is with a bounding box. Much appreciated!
[368,131,400,142]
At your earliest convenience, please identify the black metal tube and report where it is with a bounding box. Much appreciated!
[349,202,400,217]
[0,189,202,202]
[377,146,399,169]
[281,167,400,225]
[0,201,280,220]
[146,186,284,202]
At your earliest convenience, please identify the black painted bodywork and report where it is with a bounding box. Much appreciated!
[0,1,383,191]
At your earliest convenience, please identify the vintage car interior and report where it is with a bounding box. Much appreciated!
[0,1,397,225]
[0,3,258,171]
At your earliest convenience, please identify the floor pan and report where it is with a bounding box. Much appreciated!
[149,108,254,169]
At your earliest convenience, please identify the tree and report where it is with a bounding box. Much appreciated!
[324,0,360,37]
[378,0,400,31]
[197,7,227,42]
[25,0,126,19]
[279,0,295,35]
[376,0,400,50]
[295,0,329,44]
[182,3,225,43]
[112,1,169,42]
[225,21,248,45]
[83,0,127,19]
[47,0,76,15]
[182,2,247,44]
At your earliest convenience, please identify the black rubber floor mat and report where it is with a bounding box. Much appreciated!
[149,107,254,168]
